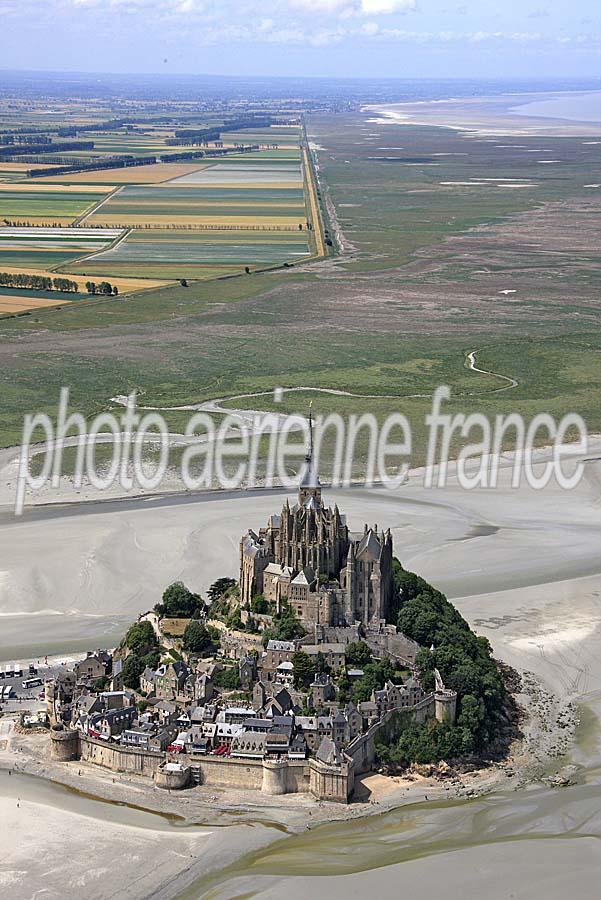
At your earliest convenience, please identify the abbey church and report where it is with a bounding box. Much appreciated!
[239,426,394,628]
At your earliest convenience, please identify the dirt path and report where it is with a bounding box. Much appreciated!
[75,185,122,226]
[465,348,519,392]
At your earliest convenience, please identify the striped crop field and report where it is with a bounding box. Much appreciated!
[0,226,123,269]
[0,122,326,287]
[0,183,111,224]
[168,162,303,186]
[72,226,311,279]
[84,177,307,230]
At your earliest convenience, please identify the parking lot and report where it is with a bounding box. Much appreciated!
[0,656,78,714]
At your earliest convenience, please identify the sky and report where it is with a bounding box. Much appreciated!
[0,0,600,79]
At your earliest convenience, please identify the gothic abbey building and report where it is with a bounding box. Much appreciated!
[239,440,394,629]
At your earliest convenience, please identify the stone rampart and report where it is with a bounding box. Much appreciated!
[77,734,351,801]
[347,694,436,773]
[80,734,163,776]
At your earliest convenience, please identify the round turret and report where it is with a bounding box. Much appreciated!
[155,762,191,790]
[435,689,458,724]
[261,757,288,795]
[50,723,80,761]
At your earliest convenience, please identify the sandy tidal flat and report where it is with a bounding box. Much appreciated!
[365,91,601,137]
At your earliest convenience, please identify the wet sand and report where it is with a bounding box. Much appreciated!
[0,767,281,900]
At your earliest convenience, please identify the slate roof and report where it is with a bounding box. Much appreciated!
[355,528,382,561]
[316,737,343,766]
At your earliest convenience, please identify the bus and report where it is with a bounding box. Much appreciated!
[2,685,14,700]
[22,677,43,689]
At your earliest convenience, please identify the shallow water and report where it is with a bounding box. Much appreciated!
[179,774,601,897]
[512,91,601,124]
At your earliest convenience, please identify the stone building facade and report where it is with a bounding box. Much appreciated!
[240,432,394,628]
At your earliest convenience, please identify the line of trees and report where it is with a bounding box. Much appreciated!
[0,271,79,292]
[27,154,156,179]
[164,116,279,147]
[0,141,94,158]
[1,135,52,146]
[1,221,114,230]
[57,120,124,137]
[85,281,118,295]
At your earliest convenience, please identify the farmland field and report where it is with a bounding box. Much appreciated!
[72,227,311,278]
[0,294,73,313]
[0,226,122,269]
[167,162,302,185]
[31,162,212,186]
[0,107,322,286]
[73,151,314,275]
[0,184,111,225]
[83,179,306,228]
[0,265,170,296]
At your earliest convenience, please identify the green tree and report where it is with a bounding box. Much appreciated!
[122,655,145,690]
[345,640,372,667]
[351,658,395,704]
[207,577,236,602]
[155,581,203,618]
[250,592,268,614]
[183,620,212,654]
[139,649,160,670]
[262,604,305,645]
[292,650,317,688]
[125,621,158,656]
[213,667,240,690]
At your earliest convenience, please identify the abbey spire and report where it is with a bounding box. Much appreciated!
[298,402,321,509]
